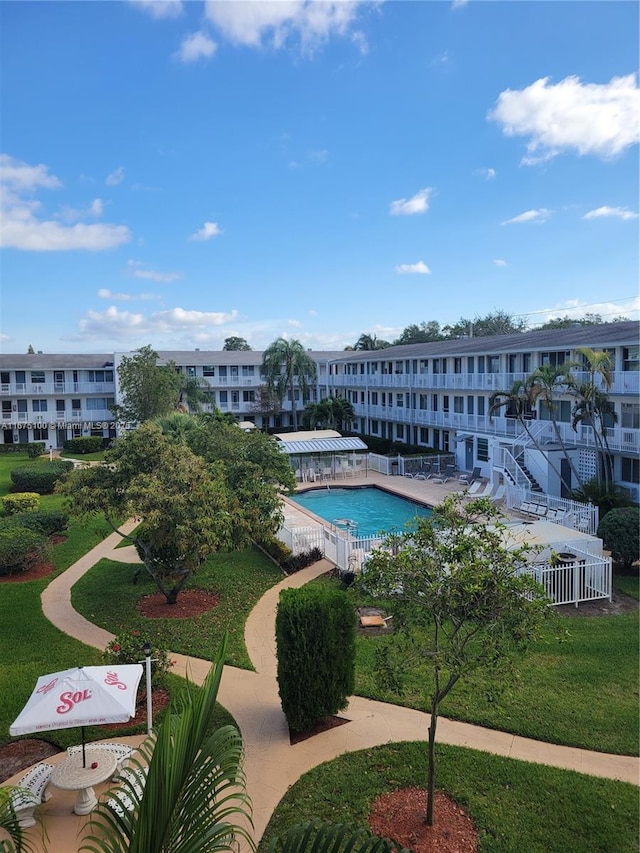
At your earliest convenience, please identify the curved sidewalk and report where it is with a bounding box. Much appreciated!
[35,530,640,846]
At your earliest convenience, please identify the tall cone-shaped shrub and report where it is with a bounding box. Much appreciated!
[276,584,355,733]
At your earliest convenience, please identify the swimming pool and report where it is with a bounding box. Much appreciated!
[290,486,432,538]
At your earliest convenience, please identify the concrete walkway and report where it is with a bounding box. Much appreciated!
[8,522,640,851]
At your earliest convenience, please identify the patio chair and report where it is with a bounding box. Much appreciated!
[106,765,147,817]
[431,475,450,484]
[67,742,134,781]
[9,761,54,828]
[459,467,481,485]
[490,484,506,504]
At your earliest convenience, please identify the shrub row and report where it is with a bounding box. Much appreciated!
[282,547,324,575]
[10,460,74,494]
[258,537,293,565]
[0,442,45,458]
[2,493,40,515]
[62,436,104,454]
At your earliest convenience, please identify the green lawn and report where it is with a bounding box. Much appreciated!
[315,576,639,756]
[613,571,639,600]
[259,742,639,853]
[71,547,284,669]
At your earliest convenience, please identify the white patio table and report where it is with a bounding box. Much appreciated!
[50,747,117,815]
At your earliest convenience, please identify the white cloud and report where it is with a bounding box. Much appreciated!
[174,31,217,63]
[389,187,432,216]
[288,319,302,327]
[130,0,184,19]
[583,205,638,221]
[451,0,468,8]
[534,297,640,325]
[77,305,239,340]
[501,208,552,225]
[0,154,61,191]
[395,261,431,275]
[97,289,160,302]
[493,259,508,267]
[204,0,370,54]
[189,221,223,241]
[476,167,496,180]
[55,197,104,224]
[0,332,12,343]
[126,259,182,283]
[106,166,125,186]
[0,156,130,251]
[488,74,640,163]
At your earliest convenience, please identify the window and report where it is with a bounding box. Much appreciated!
[522,353,531,372]
[419,394,428,410]
[477,437,489,461]
[203,365,215,377]
[442,395,449,413]
[478,356,485,374]
[88,370,114,382]
[454,396,464,414]
[419,359,428,374]
[396,424,404,439]
[31,371,45,384]
[1,372,9,385]
[230,366,239,378]
[370,391,378,405]
[420,427,429,443]
[219,391,228,404]
[488,355,500,373]
[467,357,475,373]
[86,397,114,410]
[186,366,196,378]
[32,400,47,412]
[396,394,404,408]
[621,457,640,483]
[540,400,571,423]
[71,399,81,411]
[242,365,255,377]
[621,403,640,429]
[467,396,474,415]
[56,400,65,413]
[623,346,639,371]
[477,396,485,416]
[370,419,379,434]
[33,428,48,441]
[541,351,570,367]
[243,390,254,403]
[231,391,239,404]
[508,354,518,373]
[218,366,227,378]
[454,357,462,374]
[394,361,403,374]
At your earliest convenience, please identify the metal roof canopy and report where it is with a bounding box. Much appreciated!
[274,430,368,455]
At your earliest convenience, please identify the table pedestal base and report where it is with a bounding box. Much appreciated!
[74,786,98,815]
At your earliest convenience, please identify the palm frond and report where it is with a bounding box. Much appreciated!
[268,820,409,853]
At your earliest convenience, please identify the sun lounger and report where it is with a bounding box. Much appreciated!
[431,475,450,484]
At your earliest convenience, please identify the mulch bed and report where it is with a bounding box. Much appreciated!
[0,536,67,584]
[369,787,478,853]
[0,739,61,783]
[136,589,221,619]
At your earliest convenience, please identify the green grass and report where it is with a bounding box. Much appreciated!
[259,742,639,853]
[71,547,283,669]
[316,576,639,756]
[613,571,639,600]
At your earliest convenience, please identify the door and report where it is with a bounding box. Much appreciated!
[54,371,65,392]
[3,429,14,444]
[560,458,571,499]
[465,438,474,471]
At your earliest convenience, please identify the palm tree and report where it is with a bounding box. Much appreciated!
[176,373,211,413]
[261,339,317,431]
[569,348,615,489]
[330,397,356,431]
[81,636,253,853]
[526,364,585,490]
[353,334,390,351]
[302,400,333,430]
[488,380,573,495]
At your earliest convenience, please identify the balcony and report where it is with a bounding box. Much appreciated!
[2,381,116,396]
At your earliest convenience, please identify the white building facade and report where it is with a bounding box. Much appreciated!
[1,321,638,501]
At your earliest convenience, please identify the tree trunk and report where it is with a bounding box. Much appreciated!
[426,697,438,826]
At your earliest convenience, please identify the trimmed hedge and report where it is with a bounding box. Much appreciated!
[1,509,69,537]
[258,537,293,566]
[62,436,104,454]
[0,525,50,576]
[2,492,40,515]
[0,443,45,457]
[276,584,355,733]
[10,460,74,494]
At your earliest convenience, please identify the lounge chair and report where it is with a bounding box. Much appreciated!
[459,466,481,485]
[431,475,450,484]
[9,761,54,828]
[490,484,506,504]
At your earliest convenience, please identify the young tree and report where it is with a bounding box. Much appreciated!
[112,345,182,426]
[223,336,253,351]
[393,321,444,345]
[261,338,317,431]
[360,495,549,826]
[569,348,615,490]
[330,396,356,431]
[596,507,640,570]
[442,310,527,339]
[58,423,236,605]
[353,333,391,351]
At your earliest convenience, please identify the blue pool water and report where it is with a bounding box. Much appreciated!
[290,486,432,538]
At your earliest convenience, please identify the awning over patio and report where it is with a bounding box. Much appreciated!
[274,430,368,455]
[455,434,473,443]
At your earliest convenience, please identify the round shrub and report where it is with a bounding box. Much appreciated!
[5,509,69,537]
[0,525,50,576]
[2,492,40,515]
[597,507,640,570]
[26,442,46,459]
[10,460,74,494]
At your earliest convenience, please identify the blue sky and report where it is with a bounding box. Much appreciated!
[1,0,638,354]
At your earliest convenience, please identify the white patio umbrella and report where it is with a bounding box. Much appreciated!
[10,664,143,766]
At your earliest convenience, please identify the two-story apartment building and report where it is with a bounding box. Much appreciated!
[1,321,638,500]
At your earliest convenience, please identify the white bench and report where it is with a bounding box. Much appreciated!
[106,765,147,817]
[67,742,134,781]
[9,761,54,828]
